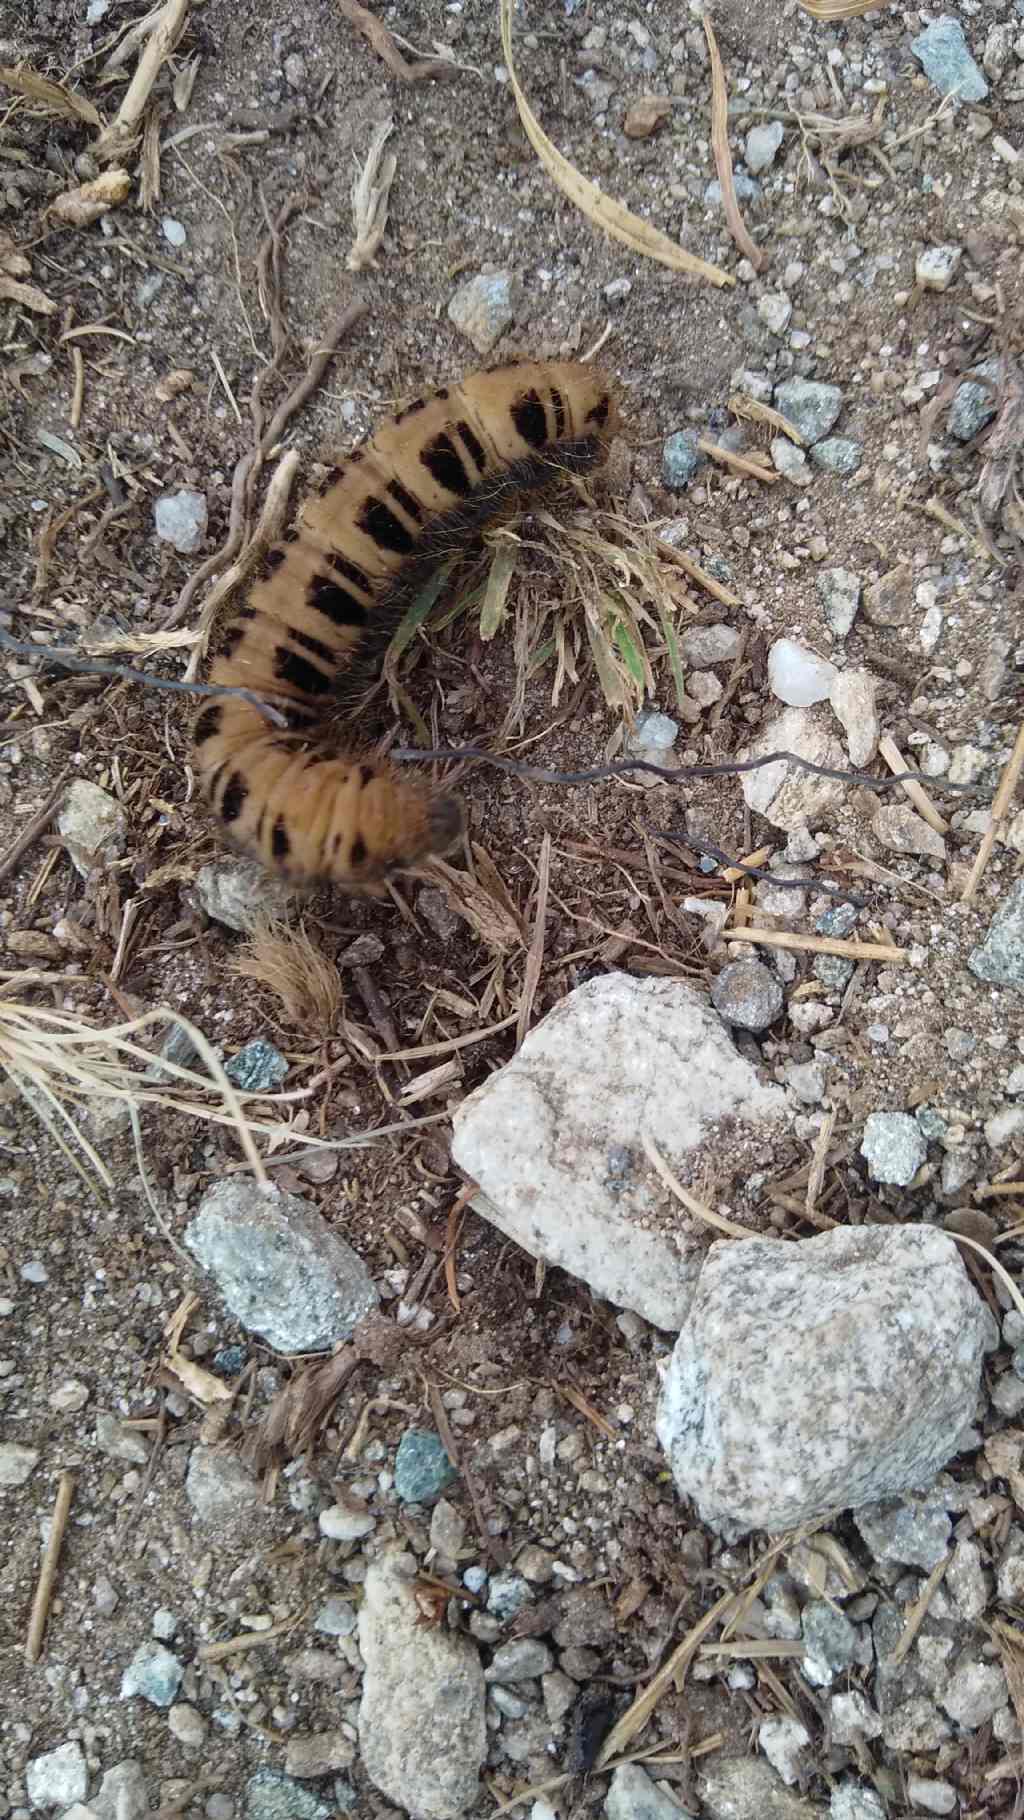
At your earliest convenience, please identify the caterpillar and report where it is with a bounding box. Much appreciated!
[190,359,619,891]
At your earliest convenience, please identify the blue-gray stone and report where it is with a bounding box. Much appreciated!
[773,378,843,444]
[910,17,988,104]
[705,172,762,206]
[394,1427,456,1503]
[860,1112,927,1187]
[948,358,999,442]
[225,1038,288,1092]
[916,1107,947,1142]
[246,1772,332,1820]
[212,1344,247,1376]
[969,879,1024,992]
[487,1571,532,1619]
[816,903,858,938]
[803,1600,856,1670]
[120,1640,183,1707]
[662,429,705,489]
[814,954,854,989]
[809,437,862,476]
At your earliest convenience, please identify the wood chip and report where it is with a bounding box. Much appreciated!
[48,169,131,226]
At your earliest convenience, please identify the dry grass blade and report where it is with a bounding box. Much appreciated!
[337,0,461,80]
[960,716,1024,904]
[598,1585,739,1766]
[989,1619,1024,1745]
[479,537,519,641]
[229,920,345,1035]
[499,0,732,289]
[878,734,948,836]
[948,1232,1024,1320]
[729,392,806,446]
[347,117,397,272]
[421,856,523,955]
[796,0,887,15]
[703,16,764,273]
[0,63,103,126]
[886,1551,951,1666]
[516,833,551,1047]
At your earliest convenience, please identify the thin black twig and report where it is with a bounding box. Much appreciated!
[0,632,288,727]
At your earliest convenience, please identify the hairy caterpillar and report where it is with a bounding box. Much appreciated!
[191,360,618,890]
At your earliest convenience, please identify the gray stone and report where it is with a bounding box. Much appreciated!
[770,437,811,487]
[773,378,842,444]
[283,1736,355,1779]
[757,293,792,336]
[809,437,862,476]
[486,1571,532,1619]
[705,173,761,206]
[451,974,786,1332]
[57,780,127,877]
[861,1111,927,1186]
[485,1639,553,1682]
[802,1601,856,1681]
[818,568,861,638]
[830,1692,881,1744]
[853,1488,952,1570]
[698,1756,821,1820]
[911,17,988,103]
[95,1412,150,1464]
[916,245,962,292]
[319,1497,375,1540]
[154,487,207,554]
[447,272,514,355]
[740,706,847,834]
[26,1744,88,1810]
[656,1224,986,1532]
[940,1659,1007,1726]
[224,1039,288,1092]
[710,959,783,1032]
[627,709,679,755]
[245,1771,332,1820]
[662,430,704,489]
[969,879,1024,991]
[830,670,879,769]
[872,804,945,862]
[906,1776,957,1816]
[168,1704,207,1748]
[745,121,784,173]
[185,1178,378,1353]
[679,624,741,667]
[314,1595,356,1636]
[783,1062,825,1105]
[983,21,1017,83]
[0,1442,39,1486]
[881,1696,951,1752]
[949,357,1000,441]
[120,1640,183,1707]
[758,1717,810,1786]
[92,1763,148,1820]
[830,1786,885,1820]
[185,1446,261,1524]
[358,1549,486,1818]
[394,1428,456,1503]
[814,954,853,990]
[607,1763,696,1820]
[161,216,187,247]
[193,859,295,932]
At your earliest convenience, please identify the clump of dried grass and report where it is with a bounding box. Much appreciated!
[228,920,345,1035]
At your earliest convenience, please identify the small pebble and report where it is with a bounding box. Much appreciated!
[661,429,704,489]
[757,292,792,335]
[447,272,514,355]
[817,567,861,637]
[168,1704,208,1748]
[161,216,187,247]
[154,488,208,555]
[910,16,989,104]
[745,121,784,173]
[860,1112,927,1186]
[809,437,862,476]
[773,377,843,443]
[394,1427,456,1503]
[915,245,962,292]
[710,959,783,1032]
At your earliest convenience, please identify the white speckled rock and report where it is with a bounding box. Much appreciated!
[740,706,847,833]
[452,973,787,1330]
[656,1224,986,1532]
[359,1549,485,1818]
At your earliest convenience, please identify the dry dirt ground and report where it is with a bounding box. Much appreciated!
[2,0,1024,1815]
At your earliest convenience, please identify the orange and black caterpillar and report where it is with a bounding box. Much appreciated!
[191,360,618,890]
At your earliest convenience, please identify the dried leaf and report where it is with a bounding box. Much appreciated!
[499,0,732,290]
[347,117,397,272]
[154,367,194,403]
[423,856,523,955]
[48,169,132,227]
[0,63,103,126]
[0,274,57,315]
[165,1350,233,1404]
